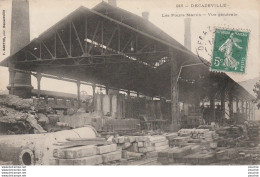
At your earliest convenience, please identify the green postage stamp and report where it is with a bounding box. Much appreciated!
[211,28,250,74]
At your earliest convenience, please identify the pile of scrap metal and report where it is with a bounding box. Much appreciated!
[0,94,47,134]
[0,94,72,135]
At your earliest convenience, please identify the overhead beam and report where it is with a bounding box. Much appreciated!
[56,31,70,57]
[42,41,55,58]
[122,35,134,53]
[54,33,57,58]
[72,22,85,55]
[14,51,169,64]
[104,27,118,54]
[84,17,88,54]
[70,22,72,56]
[137,42,152,53]
[88,21,100,54]
[86,8,198,60]
[24,50,39,60]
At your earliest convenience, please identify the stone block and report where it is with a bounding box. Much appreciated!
[49,158,59,165]
[126,142,138,152]
[168,147,192,158]
[152,140,169,147]
[135,136,149,142]
[54,145,97,159]
[118,136,125,143]
[122,142,131,149]
[128,136,136,143]
[138,146,155,153]
[146,151,158,158]
[97,144,117,154]
[102,150,122,163]
[137,142,144,147]
[73,155,103,165]
[148,136,167,143]
[58,159,74,165]
[154,145,169,152]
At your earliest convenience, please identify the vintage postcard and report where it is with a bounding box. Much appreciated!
[0,0,259,176]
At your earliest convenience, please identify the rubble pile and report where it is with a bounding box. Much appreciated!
[0,94,67,134]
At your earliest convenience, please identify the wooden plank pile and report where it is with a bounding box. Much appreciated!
[248,123,259,142]
[157,145,204,164]
[157,128,219,165]
[165,129,216,148]
[50,138,122,165]
[113,135,170,160]
[215,148,238,161]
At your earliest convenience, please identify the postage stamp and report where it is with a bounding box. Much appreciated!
[211,28,250,74]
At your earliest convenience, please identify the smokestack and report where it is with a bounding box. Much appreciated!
[142,11,149,20]
[108,0,117,7]
[7,0,33,98]
[184,18,191,51]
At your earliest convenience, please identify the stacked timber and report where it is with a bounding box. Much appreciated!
[157,144,205,165]
[216,126,244,147]
[50,138,122,165]
[248,123,259,141]
[113,135,169,160]
[165,129,216,148]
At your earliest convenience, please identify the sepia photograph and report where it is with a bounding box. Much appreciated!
[0,0,259,173]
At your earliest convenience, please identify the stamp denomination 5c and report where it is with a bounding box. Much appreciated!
[211,28,250,74]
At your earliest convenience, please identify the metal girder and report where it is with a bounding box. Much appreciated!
[54,33,57,58]
[42,41,54,58]
[14,50,168,65]
[122,35,134,52]
[88,21,100,54]
[118,25,120,52]
[70,22,72,56]
[137,42,153,53]
[24,50,39,60]
[104,27,118,54]
[86,7,197,59]
[72,22,85,55]
[56,31,69,57]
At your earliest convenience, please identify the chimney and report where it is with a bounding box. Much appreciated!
[142,11,149,20]
[184,18,191,51]
[108,0,117,7]
[8,0,33,98]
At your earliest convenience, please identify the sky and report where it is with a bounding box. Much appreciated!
[0,0,259,96]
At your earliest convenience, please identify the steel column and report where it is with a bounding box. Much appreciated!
[170,48,179,131]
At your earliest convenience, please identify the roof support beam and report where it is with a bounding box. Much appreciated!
[104,27,118,54]
[42,41,55,58]
[39,42,42,59]
[101,21,104,55]
[72,22,85,55]
[70,22,72,56]
[84,17,88,54]
[137,42,152,53]
[121,35,134,53]
[26,50,40,60]
[87,8,197,59]
[54,33,57,58]
[118,25,120,52]
[56,31,70,57]
[88,21,100,54]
